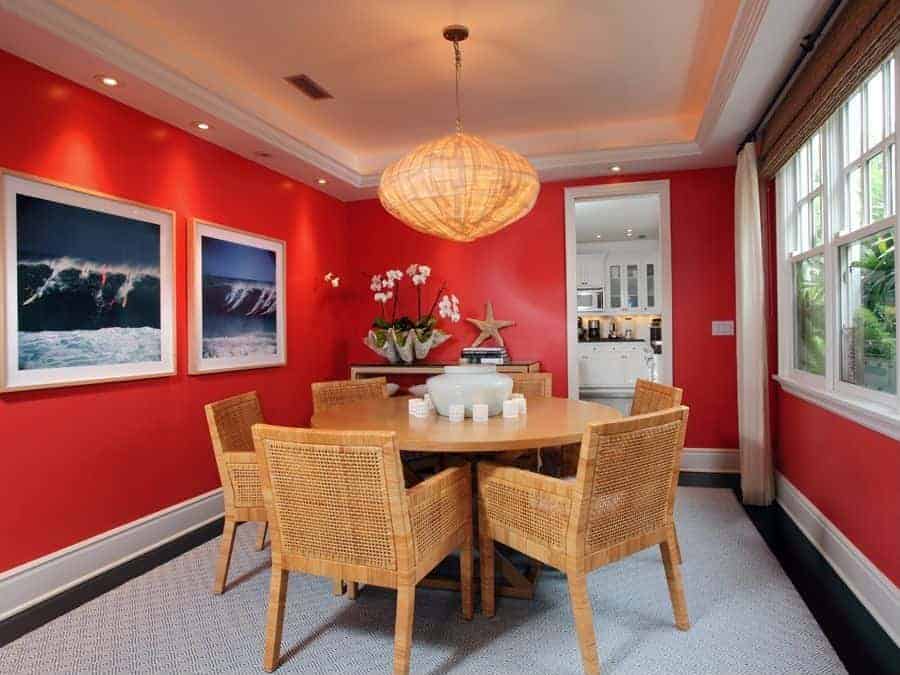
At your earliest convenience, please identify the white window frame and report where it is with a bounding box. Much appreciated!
[775,50,900,441]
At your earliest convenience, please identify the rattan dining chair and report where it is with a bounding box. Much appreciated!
[311,377,388,413]
[630,378,683,415]
[510,371,553,398]
[251,425,474,674]
[311,377,389,597]
[498,372,554,470]
[558,379,684,477]
[477,406,691,675]
[204,391,269,594]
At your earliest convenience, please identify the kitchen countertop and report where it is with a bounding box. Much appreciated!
[579,338,647,343]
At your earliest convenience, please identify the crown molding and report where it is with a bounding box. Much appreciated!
[696,0,769,146]
[0,0,365,187]
[1,0,766,197]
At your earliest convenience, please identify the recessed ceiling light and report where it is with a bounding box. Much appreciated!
[595,234,602,239]
[610,165,622,172]
[95,75,120,87]
[316,178,328,185]
[193,121,211,131]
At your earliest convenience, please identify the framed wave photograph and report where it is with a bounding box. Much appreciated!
[1,170,175,392]
[189,219,286,374]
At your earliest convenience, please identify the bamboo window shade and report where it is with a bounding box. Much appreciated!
[758,0,900,178]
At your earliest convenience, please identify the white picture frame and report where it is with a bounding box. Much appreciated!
[1,170,176,392]
[188,218,286,374]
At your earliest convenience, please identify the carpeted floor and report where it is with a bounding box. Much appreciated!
[0,488,845,674]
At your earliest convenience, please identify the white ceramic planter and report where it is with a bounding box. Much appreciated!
[426,364,513,417]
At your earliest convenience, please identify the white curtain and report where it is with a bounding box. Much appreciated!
[735,143,774,505]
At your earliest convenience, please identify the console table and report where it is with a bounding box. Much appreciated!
[349,360,541,380]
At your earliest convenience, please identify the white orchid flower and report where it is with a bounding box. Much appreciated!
[450,310,460,323]
[406,263,418,276]
[450,294,459,305]
[382,278,395,289]
[331,277,340,287]
[384,290,393,301]
[324,272,333,281]
[370,274,383,292]
[419,265,432,277]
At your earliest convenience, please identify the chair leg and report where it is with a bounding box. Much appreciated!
[460,531,474,620]
[256,522,268,551]
[671,527,683,565]
[566,571,600,675]
[479,527,496,617]
[213,518,237,594]
[393,584,415,675]
[661,527,690,630]
[263,567,289,672]
[347,582,359,600]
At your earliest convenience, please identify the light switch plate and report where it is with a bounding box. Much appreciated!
[712,320,735,336]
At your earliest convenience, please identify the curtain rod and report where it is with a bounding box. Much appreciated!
[738,0,845,154]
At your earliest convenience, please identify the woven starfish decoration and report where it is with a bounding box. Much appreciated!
[466,301,515,347]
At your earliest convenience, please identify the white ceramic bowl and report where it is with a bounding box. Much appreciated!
[426,364,513,417]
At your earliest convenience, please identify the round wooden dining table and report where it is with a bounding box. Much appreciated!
[310,395,621,452]
[311,395,621,600]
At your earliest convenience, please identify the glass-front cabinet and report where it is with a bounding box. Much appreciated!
[626,263,640,309]
[608,264,622,309]
[600,253,660,314]
[644,260,657,312]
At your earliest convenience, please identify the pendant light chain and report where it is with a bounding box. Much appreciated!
[453,39,463,133]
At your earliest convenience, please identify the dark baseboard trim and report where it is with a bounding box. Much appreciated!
[678,471,740,489]
[0,517,224,648]
[739,494,899,675]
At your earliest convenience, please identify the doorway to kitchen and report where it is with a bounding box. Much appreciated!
[564,181,673,410]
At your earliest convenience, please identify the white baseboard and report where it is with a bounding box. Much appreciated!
[681,448,740,473]
[0,489,224,620]
[775,472,900,646]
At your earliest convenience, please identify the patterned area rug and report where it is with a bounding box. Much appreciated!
[1,488,845,674]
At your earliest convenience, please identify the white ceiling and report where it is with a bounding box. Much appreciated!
[575,195,660,243]
[0,0,833,200]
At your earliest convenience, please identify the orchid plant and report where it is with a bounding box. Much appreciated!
[364,263,460,363]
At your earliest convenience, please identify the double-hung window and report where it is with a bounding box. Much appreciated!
[777,53,899,431]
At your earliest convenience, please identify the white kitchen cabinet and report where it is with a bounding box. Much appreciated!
[604,252,659,314]
[576,253,605,288]
[578,342,650,389]
[641,255,661,314]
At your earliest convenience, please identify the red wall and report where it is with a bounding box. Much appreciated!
[346,167,739,450]
[775,392,900,585]
[764,181,900,586]
[0,51,350,572]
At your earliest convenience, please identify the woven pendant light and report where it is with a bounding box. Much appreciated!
[378,26,539,243]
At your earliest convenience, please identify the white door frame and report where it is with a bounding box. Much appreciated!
[564,180,673,399]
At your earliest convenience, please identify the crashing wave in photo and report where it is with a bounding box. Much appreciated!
[15,194,163,370]
[201,236,278,360]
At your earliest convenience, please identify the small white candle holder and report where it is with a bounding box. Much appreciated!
[423,393,434,411]
[502,399,519,419]
[408,398,428,418]
[472,403,489,422]
[448,404,465,422]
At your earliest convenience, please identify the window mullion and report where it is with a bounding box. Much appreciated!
[824,115,840,392]
[894,46,900,407]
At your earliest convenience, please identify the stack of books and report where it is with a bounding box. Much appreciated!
[461,346,509,365]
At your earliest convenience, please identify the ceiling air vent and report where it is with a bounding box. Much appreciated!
[285,74,333,100]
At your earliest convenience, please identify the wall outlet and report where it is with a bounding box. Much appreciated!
[712,320,735,336]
